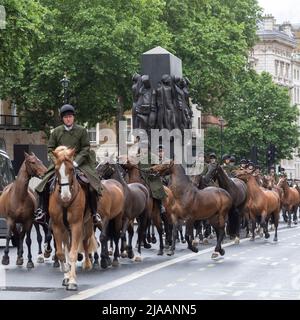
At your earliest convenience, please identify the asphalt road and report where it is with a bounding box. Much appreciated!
[0,219,299,300]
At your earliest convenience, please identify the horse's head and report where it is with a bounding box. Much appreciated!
[277,175,287,188]
[206,162,218,180]
[233,168,254,181]
[150,161,174,176]
[24,152,47,179]
[52,146,76,202]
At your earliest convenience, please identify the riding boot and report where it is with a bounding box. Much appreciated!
[89,189,102,225]
[158,199,166,217]
[34,190,48,224]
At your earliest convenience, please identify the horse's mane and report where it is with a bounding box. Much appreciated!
[53,146,74,162]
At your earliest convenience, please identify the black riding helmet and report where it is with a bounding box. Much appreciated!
[60,104,75,118]
[209,152,217,159]
[222,154,230,161]
[240,158,247,164]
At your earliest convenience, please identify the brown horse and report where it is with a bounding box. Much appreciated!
[150,162,233,259]
[97,160,150,261]
[0,152,47,268]
[234,169,281,242]
[277,176,300,226]
[49,146,97,291]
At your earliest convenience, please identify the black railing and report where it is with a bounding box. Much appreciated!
[0,115,22,129]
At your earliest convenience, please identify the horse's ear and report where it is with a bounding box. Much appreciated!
[30,152,36,157]
[68,148,76,158]
[24,152,29,158]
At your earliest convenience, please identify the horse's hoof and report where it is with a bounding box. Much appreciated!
[112,259,119,267]
[121,251,128,258]
[107,257,112,267]
[181,239,186,244]
[127,250,134,259]
[146,236,151,244]
[294,221,298,225]
[273,237,278,242]
[164,244,170,250]
[43,249,52,259]
[203,238,209,245]
[189,246,198,253]
[192,239,199,246]
[101,258,108,269]
[2,256,9,266]
[83,261,93,271]
[93,261,100,268]
[144,242,151,249]
[157,250,163,256]
[234,237,240,244]
[108,249,113,256]
[77,253,83,262]
[62,278,69,286]
[265,233,270,239]
[53,261,60,268]
[211,252,220,260]
[219,248,225,256]
[37,255,44,264]
[16,257,24,266]
[250,237,255,242]
[134,255,142,262]
[151,236,157,244]
[66,283,78,291]
[167,250,174,256]
[27,261,34,269]
[209,234,214,239]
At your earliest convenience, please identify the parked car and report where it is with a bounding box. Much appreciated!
[0,149,18,245]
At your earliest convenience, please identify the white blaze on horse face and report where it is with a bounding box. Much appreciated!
[59,162,72,201]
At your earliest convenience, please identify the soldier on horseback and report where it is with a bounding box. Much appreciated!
[221,154,231,175]
[34,104,102,225]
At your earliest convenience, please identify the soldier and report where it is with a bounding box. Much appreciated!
[34,104,102,225]
[228,155,238,176]
[200,152,218,187]
[269,166,279,184]
[246,161,255,171]
[138,144,167,217]
[221,154,231,175]
[239,158,247,170]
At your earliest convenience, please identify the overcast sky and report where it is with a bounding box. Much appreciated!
[258,0,299,24]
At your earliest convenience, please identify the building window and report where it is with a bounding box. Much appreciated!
[125,116,133,143]
[275,60,279,76]
[0,138,6,151]
[280,61,284,77]
[285,63,290,79]
[295,69,297,79]
[297,70,300,81]
[88,127,97,143]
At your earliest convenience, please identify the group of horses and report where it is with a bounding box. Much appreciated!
[0,147,299,291]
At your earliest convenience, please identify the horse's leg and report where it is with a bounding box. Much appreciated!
[167,220,178,256]
[99,218,110,269]
[2,220,13,265]
[151,221,157,244]
[146,220,151,244]
[34,222,44,263]
[43,222,53,258]
[143,216,151,249]
[120,217,129,258]
[112,215,122,267]
[66,223,82,291]
[127,222,135,259]
[25,224,34,268]
[135,210,148,261]
[153,208,164,256]
[179,221,186,243]
[273,211,279,242]
[185,219,198,253]
[15,224,26,266]
[260,212,270,239]
[282,208,288,223]
[293,206,298,225]
[250,217,256,241]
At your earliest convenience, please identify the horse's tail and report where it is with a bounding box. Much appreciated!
[227,206,240,237]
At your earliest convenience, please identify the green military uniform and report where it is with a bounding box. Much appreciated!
[36,124,102,195]
[138,152,167,200]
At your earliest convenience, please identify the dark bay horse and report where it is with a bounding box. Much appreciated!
[97,160,150,261]
[151,162,233,259]
[49,146,97,291]
[234,169,281,242]
[207,163,247,244]
[0,152,47,268]
[277,176,300,226]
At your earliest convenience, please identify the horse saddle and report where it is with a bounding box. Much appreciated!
[75,170,89,185]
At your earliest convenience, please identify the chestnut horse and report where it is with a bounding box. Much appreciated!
[277,176,300,226]
[0,152,47,268]
[151,162,233,259]
[234,169,281,242]
[49,146,97,291]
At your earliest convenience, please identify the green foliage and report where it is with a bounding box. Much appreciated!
[1,0,262,134]
[205,71,300,165]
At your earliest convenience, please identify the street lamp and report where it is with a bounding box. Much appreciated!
[219,116,224,160]
[60,72,70,104]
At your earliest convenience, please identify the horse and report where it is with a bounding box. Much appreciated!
[150,162,233,259]
[207,163,247,244]
[0,152,47,268]
[234,168,281,242]
[49,146,97,291]
[97,160,150,261]
[277,176,300,226]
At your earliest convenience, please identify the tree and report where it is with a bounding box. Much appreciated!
[205,71,299,166]
[0,0,46,97]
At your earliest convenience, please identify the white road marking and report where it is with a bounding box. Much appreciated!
[166,283,177,288]
[64,226,300,300]
[198,268,206,271]
[152,289,165,294]
[176,277,186,282]
[232,290,244,297]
